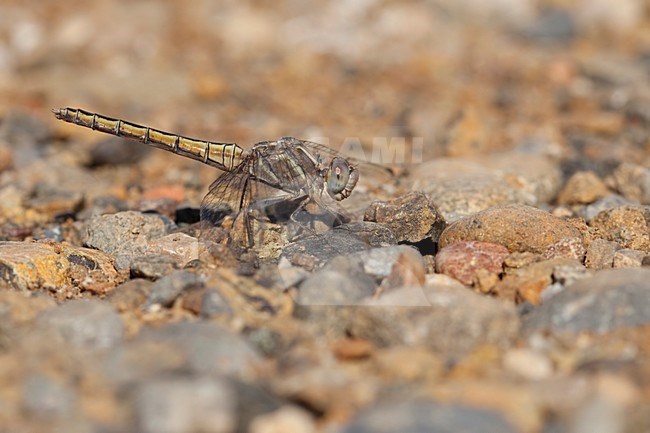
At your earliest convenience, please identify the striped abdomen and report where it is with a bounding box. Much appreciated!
[53,107,245,172]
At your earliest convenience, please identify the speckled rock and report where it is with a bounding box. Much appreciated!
[590,205,650,251]
[585,238,621,269]
[613,249,646,268]
[439,204,583,254]
[82,210,176,260]
[0,241,123,292]
[609,162,650,204]
[435,241,509,285]
[523,268,650,334]
[542,235,587,261]
[557,170,609,205]
[363,192,445,243]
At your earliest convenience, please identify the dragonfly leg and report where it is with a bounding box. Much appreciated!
[287,200,350,241]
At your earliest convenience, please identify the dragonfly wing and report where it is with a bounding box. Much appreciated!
[200,167,307,226]
[200,169,252,225]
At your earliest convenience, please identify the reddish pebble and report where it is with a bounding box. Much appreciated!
[142,185,186,202]
[435,241,509,286]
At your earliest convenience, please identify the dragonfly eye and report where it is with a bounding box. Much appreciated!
[326,157,359,201]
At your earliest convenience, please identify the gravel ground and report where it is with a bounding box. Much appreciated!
[2,1,650,432]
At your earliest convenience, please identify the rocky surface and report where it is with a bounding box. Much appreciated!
[2,1,650,432]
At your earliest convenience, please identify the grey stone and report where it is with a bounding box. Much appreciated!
[82,210,176,258]
[303,276,519,358]
[522,8,576,42]
[200,287,234,318]
[246,328,283,357]
[342,401,517,433]
[134,376,236,433]
[136,322,261,376]
[295,261,376,306]
[106,279,154,312]
[281,229,370,270]
[36,299,124,350]
[346,283,519,357]
[145,270,204,310]
[130,254,180,279]
[31,226,65,242]
[348,245,425,281]
[23,374,77,418]
[523,268,650,334]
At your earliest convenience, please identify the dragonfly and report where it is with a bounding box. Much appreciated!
[52,107,360,247]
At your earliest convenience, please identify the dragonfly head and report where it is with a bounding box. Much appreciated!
[325,157,359,201]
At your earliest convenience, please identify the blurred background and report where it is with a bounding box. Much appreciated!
[2,0,648,160]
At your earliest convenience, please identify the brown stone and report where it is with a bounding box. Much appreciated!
[439,204,583,254]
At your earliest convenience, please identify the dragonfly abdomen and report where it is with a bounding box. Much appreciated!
[53,107,245,171]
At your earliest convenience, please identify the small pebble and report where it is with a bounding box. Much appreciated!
[249,406,316,433]
[145,270,204,310]
[363,192,445,243]
[145,232,200,267]
[130,254,180,279]
[503,348,553,380]
[557,171,609,205]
